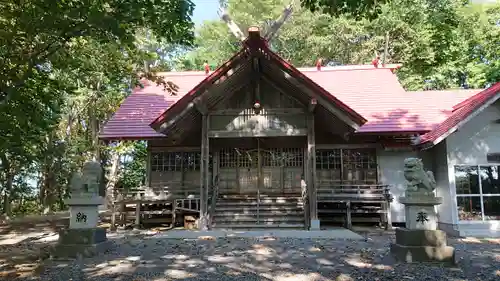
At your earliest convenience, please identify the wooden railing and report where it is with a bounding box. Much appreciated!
[316,184,393,229]
[111,185,200,229]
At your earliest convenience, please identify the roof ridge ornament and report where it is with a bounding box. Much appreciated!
[219,2,293,44]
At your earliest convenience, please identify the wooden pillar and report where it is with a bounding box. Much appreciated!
[199,114,209,230]
[307,111,319,230]
[145,145,152,187]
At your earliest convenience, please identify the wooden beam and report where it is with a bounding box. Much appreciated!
[208,129,307,138]
[199,114,209,230]
[157,61,250,134]
[307,113,318,229]
[193,95,208,114]
[211,108,304,115]
[253,57,261,102]
[158,102,194,133]
[145,144,152,187]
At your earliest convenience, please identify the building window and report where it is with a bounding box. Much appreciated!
[455,165,500,221]
[316,148,377,184]
[151,151,211,172]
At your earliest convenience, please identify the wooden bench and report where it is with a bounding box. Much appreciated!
[111,185,201,229]
[316,184,393,229]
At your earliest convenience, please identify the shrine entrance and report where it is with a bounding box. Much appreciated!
[217,139,304,196]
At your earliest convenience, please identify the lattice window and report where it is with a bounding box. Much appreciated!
[151,151,212,172]
[262,149,282,167]
[282,148,303,167]
[342,148,377,183]
[315,148,377,183]
[151,152,183,172]
[184,152,201,171]
[238,149,258,168]
[316,149,341,170]
[219,148,239,168]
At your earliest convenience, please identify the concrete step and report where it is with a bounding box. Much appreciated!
[220,195,301,200]
[212,223,305,229]
[215,206,304,213]
[217,199,303,205]
[214,217,305,224]
[214,211,304,217]
[218,197,302,203]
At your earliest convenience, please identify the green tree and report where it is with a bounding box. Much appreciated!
[0,0,195,216]
[300,0,388,19]
[178,0,499,90]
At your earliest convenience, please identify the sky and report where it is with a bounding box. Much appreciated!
[192,0,221,26]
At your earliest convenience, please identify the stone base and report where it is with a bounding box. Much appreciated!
[391,228,455,264]
[52,228,112,259]
[310,219,320,230]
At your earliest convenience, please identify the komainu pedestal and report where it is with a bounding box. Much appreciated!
[390,158,456,264]
[52,162,112,259]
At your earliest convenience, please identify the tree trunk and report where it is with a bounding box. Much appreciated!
[105,150,121,210]
[41,133,56,214]
[1,154,13,218]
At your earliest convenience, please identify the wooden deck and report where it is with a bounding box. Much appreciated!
[316,184,393,229]
[111,183,393,230]
[111,186,201,229]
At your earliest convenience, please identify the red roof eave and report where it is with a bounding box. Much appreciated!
[149,48,249,130]
[418,82,500,148]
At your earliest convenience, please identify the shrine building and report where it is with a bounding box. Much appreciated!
[100,27,500,237]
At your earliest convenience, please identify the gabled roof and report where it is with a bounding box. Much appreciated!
[99,32,488,141]
[99,70,484,140]
[417,82,500,148]
[150,47,249,130]
[149,32,367,132]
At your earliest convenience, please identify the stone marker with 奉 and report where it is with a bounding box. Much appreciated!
[390,158,456,264]
[52,161,112,259]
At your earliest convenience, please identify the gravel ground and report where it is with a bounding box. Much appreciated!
[1,228,499,281]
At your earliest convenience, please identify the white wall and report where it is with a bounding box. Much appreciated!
[447,101,500,165]
[377,149,418,223]
[430,141,455,224]
[445,100,500,237]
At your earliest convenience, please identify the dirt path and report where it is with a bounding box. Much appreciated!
[0,221,499,281]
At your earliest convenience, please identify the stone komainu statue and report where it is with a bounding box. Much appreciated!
[403,158,437,195]
[70,161,101,197]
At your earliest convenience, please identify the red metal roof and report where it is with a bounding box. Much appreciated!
[150,34,368,131]
[150,48,249,129]
[418,82,500,147]
[99,33,486,141]
[99,68,483,140]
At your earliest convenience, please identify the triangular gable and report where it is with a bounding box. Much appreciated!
[249,38,367,127]
[150,28,366,134]
[150,48,249,131]
[416,82,500,148]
